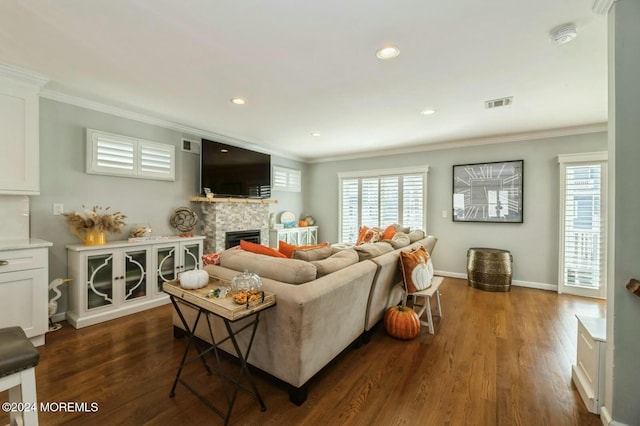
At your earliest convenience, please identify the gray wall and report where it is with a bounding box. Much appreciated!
[307,132,607,287]
[609,1,640,424]
[31,98,304,313]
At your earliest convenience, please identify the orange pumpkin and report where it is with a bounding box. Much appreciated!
[384,305,421,340]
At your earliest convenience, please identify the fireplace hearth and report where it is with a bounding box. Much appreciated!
[226,230,261,249]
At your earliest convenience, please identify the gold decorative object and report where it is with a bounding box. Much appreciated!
[63,205,127,245]
[467,248,512,292]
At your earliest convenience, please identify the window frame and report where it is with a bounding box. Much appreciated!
[338,166,429,243]
[557,151,607,299]
[272,165,301,192]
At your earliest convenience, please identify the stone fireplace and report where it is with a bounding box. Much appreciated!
[196,199,271,253]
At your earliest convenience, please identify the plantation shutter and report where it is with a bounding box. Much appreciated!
[138,141,175,180]
[90,132,135,176]
[338,167,428,243]
[87,129,175,181]
[341,178,359,243]
[402,174,424,231]
[558,152,607,298]
[272,166,301,192]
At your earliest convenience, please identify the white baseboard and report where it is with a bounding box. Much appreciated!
[599,405,630,426]
[434,270,557,292]
[50,312,66,323]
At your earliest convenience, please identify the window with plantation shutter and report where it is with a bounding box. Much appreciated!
[272,165,301,192]
[87,129,175,181]
[558,152,607,299]
[338,167,428,243]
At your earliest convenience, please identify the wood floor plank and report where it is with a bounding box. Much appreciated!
[1,278,604,425]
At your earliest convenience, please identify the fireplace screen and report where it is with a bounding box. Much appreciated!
[225,230,261,249]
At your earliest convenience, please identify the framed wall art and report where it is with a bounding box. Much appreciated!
[452,160,523,223]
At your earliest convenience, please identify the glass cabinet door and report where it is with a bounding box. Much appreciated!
[86,253,114,310]
[182,243,200,272]
[308,228,318,244]
[124,249,147,301]
[288,230,299,245]
[156,245,177,292]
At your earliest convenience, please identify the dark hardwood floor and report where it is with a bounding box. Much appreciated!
[2,278,605,425]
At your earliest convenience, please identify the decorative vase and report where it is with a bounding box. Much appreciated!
[75,229,107,246]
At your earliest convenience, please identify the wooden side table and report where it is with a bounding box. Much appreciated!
[163,279,276,425]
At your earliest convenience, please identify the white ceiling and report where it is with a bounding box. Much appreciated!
[0,0,607,161]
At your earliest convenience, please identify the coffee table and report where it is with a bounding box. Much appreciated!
[163,278,276,425]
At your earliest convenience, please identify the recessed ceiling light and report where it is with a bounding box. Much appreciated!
[376,45,400,60]
[220,149,229,153]
[230,98,246,105]
[311,132,321,137]
[421,108,437,115]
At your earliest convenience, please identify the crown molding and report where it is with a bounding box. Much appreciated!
[309,123,608,164]
[39,88,304,162]
[592,0,616,15]
[0,64,49,87]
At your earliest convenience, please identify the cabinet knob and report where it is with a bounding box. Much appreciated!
[0,260,8,266]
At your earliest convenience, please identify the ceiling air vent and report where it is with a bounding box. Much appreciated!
[485,96,513,109]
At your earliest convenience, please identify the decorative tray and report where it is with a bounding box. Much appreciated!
[163,277,276,321]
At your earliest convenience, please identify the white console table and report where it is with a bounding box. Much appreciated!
[269,226,318,249]
[66,236,204,328]
[571,314,606,414]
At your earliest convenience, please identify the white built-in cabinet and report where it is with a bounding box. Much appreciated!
[269,226,318,249]
[0,72,44,195]
[66,236,204,328]
[0,241,52,346]
[571,315,606,414]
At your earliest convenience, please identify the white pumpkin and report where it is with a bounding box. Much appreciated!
[179,269,210,289]
[411,258,434,291]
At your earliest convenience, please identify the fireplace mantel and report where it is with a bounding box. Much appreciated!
[190,196,277,204]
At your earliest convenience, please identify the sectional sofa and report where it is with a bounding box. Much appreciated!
[171,233,437,404]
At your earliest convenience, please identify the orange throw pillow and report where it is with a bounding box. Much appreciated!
[381,224,397,240]
[356,226,370,245]
[399,246,434,293]
[240,240,287,258]
[279,241,329,258]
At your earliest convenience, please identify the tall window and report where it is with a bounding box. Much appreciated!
[338,167,428,243]
[558,152,607,298]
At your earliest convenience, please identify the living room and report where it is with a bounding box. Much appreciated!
[1,1,639,425]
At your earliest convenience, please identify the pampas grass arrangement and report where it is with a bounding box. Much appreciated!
[63,205,127,234]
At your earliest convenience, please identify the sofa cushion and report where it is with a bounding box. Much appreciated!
[219,249,317,284]
[293,245,333,261]
[310,249,359,277]
[408,229,426,243]
[353,241,394,261]
[384,231,411,249]
[279,241,329,258]
[240,240,287,258]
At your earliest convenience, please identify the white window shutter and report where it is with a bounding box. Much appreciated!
[272,166,301,192]
[86,129,175,181]
[338,167,428,243]
[88,130,135,176]
[138,140,175,181]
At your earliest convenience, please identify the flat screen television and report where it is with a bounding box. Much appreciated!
[200,139,271,198]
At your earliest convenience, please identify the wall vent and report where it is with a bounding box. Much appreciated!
[485,97,513,109]
[181,138,201,154]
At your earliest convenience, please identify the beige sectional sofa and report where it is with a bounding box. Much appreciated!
[171,234,437,404]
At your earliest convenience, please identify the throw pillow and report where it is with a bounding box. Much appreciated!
[392,223,411,234]
[399,246,434,293]
[408,229,426,243]
[356,226,383,245]
[278,241,329,258]
[381,224,397,240]
[240,240,287,258]
[292,245,332,261]
[202,252,220,265]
